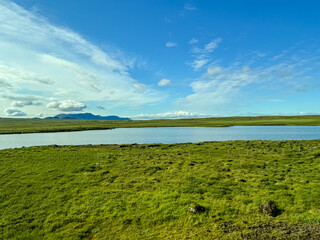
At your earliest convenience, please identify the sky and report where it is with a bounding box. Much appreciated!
[1,0,320,119]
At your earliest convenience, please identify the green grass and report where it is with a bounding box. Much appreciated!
[1,140,320,239]
[1,115,320,134]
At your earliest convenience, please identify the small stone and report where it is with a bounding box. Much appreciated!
[188,204,205,214]
[259,201,280,217]
[188,206,197,214]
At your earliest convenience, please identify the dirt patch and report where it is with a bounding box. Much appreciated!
[221,222,320,239]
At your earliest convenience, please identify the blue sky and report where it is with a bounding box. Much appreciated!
[1,0,320,118]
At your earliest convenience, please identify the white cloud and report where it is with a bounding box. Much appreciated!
[0,1,164,117]
[184,4,197,11]
[0,79,13,89]
[11,100,42,107]
[133,83,147,93]
[11,101,28,107]
[133,111,208,119]
[190,58,210,70]
[158,79,171,87]
[0,2,126,72]
[204,38,222,52]
[2,93,44,102]
[191,38,222,54]
[178,67,255,110]
[166,42,177,47]
[207,66,223,75]
[272,48,292,60]
[188,38,199,44]
[0,64,54,85]
[4,108,26,117]
[40,54,102,92]
[46,100,87,112]
[179,53,318,112]
[257,52,267,58]
[189,38,222,70]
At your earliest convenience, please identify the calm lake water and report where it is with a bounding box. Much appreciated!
[0,126,320,150]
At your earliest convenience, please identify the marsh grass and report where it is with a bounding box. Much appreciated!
[1,140,320,239]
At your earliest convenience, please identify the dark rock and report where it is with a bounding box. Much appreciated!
[148,144,161,147]
[188,204,206,214]
[100,171,110,176]
[259,201,280,217]
[188,207,197,214]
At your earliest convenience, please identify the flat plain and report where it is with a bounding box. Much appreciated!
[1,140,320,239]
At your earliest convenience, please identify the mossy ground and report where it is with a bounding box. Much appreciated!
[1,140,320,239]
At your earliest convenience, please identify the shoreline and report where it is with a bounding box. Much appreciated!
[1,139,320,151]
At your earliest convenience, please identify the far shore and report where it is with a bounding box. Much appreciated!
[1,115,320,135]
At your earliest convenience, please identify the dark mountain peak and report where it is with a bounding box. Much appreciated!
[45,113,131,121]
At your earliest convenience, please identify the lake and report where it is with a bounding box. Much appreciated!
[0,126,320,150]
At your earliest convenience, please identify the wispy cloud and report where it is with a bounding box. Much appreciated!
[188,38,222,70]
[188,38,199,44]
[0,64,54,86]
[158,79,171,87]
[206,66,223,75]
[179,66,254,109]
[0,1,163,117]
[2,93,45,102]
[40,54,102,92]
[184,3,197,11]
[271,48,293,60]
[191,38,222,54]
[256,52,268,58]
[133,111,209,119]
[166,42,177,47]
[11,100,42,107]
[179,48,320,113]
[97,106,105,110]
[180,3,198,16]
[164,17,172,23]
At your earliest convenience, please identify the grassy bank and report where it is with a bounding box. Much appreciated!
[1,140,320,239]
[1,115,320,134]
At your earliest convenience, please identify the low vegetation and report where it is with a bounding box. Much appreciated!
[1,115,320,134]
[1,140,320,239]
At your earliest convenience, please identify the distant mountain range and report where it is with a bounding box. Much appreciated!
[45,113,131,121]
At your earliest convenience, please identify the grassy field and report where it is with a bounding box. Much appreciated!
[1,140,320,239]
[1,115,320,134]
